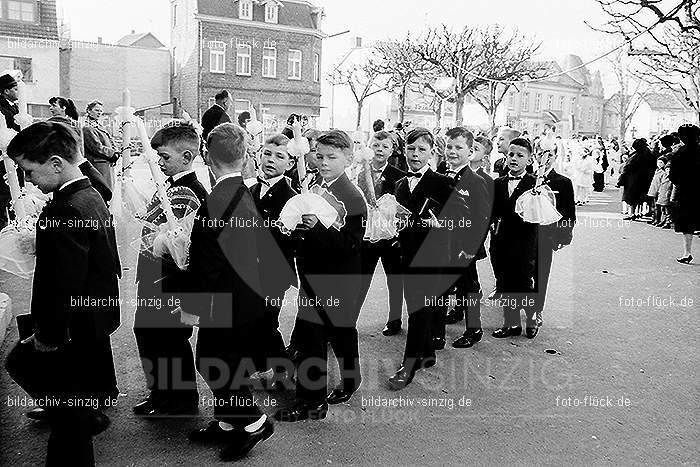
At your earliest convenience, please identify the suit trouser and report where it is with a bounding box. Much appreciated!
[501,269,535,326]
[489,241,503,293]
[71,334,119,401]
[434,261,483,339]
[358,238,404,323]
[402,270,441,365]
[195,328,263,428]
[134,308,198,399]
[6,341,95,466]
[533,244,554,318]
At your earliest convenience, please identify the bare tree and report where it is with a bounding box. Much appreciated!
[328,63,390,129]
[369,35,430,123]
[589,0,700,123]
[467,26,546,134]
[606,50,647,142]
[412,25,485,125]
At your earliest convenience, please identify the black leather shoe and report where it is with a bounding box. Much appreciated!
[219,418,274,461]
[382,320,402,336]
[26,407,50,421]
[133,395,162,416]
[525,318,540,339]
[452,329,483,348]
[444,309,464,325]
[189,420,237,442]
[388,365,415,390]
[677,255,693,264]
[492,326,522,338]
[273,401,328,422]
[326,387,357,405]
[432,337,446,350]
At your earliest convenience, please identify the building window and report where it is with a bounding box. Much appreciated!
[570,97,576,113]
[534,93,542,112]
[172,47,177,75]
[265,3,279,23]
[239,0,252,20]
[288,49,301,80]
[521,92,529,112]
[262,47,276,78]
[508,92,515,109]
[559,96,565,111]
[7,0,36,22]
[0,56,32,82]
[588,107,593,123]
[234,99,251,115]
[236,43,251,76]
[547,95,553,110]
[313,53,320,82]
[172,4,177,27]
[209,41,226,74]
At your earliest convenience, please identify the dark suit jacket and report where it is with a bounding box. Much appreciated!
[296,173,367,327]
[395,168,460,270]
[491,173,538,286]
[79,160,112,204]
[31,178,121,347]
[182,175,267,357]
[136,172,207,306]
[201,104,231,141]
[540,169,576,248]
[449,165,492,261]
[251,176,298,293]
[356,163,406,202]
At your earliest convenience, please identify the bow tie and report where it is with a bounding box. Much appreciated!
[407,171,423,178]
[257,177,270,187]
[508,176,523,181]
[320,182,330,189]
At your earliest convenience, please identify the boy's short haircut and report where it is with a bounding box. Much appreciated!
[405,127,434,148]
[265,134,291,147]
[207,123,247,164]
[7,121,80,163]
[445,126,474,147]
[373,119,385,132]
[372,130,394,145]
[659,133,679,149]
[151,123,200,153]
[303,128,321,143]
[474,135,493,154]
[86,100,103,112]
[317,130,353,155]
[509,137,533,154]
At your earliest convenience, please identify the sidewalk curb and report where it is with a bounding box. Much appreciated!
[0,292,12,346]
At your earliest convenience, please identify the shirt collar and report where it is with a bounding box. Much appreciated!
[371,162,388,173]
[214,172,241,188]
[263,174,285,188]
[449,163,469,174]
[321,173,344,188]
[171,169,195,183]
[59,176,88,192]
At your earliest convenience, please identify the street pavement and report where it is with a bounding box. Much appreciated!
[1,181,698,466]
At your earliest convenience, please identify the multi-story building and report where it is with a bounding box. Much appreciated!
[171,0,325,133]
[0,0,60,118]
[501,55,605,138]
[603,91,696,141]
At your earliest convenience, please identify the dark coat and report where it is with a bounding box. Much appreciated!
[251,176,298,294]
[31,178,121,347]
[450,165,492,261]
[619,149,655,204]
[540,169,576,248]
[182,175,268,359]
[79,160,112,204]
[669,142,700,233]
[201,104,231,141]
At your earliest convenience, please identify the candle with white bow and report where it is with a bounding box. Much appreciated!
[13,80,34,130]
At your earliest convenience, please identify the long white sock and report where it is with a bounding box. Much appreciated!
[244,415,267,433]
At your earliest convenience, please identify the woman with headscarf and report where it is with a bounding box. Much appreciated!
[669,124,700,264]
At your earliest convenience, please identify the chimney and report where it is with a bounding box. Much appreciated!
[131,29,136,34]
[351,36,362,48]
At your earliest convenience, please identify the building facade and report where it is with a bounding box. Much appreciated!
[0,0,60,118]
[171,0,324,134]
[501,55,605,138]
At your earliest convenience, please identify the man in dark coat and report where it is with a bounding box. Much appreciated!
[0,73,23,229]
[201,90,232,141]
[5,121,121,464]
[183,123,273,462]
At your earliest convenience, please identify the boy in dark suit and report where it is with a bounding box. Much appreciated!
[490,138,538,338]
[357,130,406,336]
[182,123,273,462]
[250,133,298,383]
[274,130,367,421]
[388,128,464,390]
[5,121,121,464]
[435,127,491,350]
[530,148,576,338]
[132,124,207,416]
